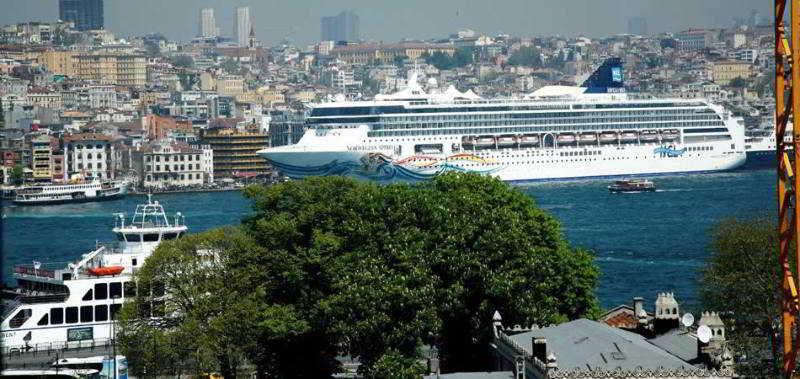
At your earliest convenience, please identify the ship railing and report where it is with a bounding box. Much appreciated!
[3,337,116,357]
[14,265,56,279]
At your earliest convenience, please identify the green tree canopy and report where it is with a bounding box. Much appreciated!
[700,216,783,376]
[170,55,194,69]
[507,46,542,67]
[10,164,24,185]
[121,173,599,376]
[422,48,474,70]
[728,77,748,88]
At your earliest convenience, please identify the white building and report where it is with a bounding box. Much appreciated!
[64,133,116,180]
[136,140,213,189]
[199,8,218,38]
[235,7,251,47]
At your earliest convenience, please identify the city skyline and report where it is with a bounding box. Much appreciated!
[2,0,772,45]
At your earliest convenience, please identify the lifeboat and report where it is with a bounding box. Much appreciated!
[496,135,517,147]
[640,130,659,142]
[462,136,477,147]
[519,134,540,146]
[599,132,618,143]
[475,136,496,148]
[579,133,597,144]
[88,266,125,276]
[557,133,576,144]
[661,129,680,141]
[619,131,638,142]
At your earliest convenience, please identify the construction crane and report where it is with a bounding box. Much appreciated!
[776,0,800,377]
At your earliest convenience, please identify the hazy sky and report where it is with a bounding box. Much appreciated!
[1,0,772,45]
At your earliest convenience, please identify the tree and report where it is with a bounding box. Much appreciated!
[0,97,4,127]
[507,46,542,67]
[121,174,600,376]
[728,76,748,88]
[700,216,783,376]
[422,48,474,70]
[170,55,194,69]
[10,164,24,185]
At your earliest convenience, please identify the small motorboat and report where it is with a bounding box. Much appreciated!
[87,266,125,276]
[608,179,656,193]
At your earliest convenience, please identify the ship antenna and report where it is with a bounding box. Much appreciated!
[147,193,152,205]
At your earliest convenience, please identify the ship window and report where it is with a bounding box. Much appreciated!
[65,307,78,323]
[37,313,49,326]
[83,289,93,301]
[124,281,137,297]
[9,309,32,328]
[163,232,179,240]
[94,283,108,300]
[50,308,64,324]
[143,233,160,242]
[132,258,138,266]
[80,306,93,322]
[95,305,108,321]
[110,304,122,320]
[110,282,122,298]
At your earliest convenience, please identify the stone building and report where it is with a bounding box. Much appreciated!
[133,140,213,190]
[201,125,270,178]
[63,133,115,180]
[711,60,752,86]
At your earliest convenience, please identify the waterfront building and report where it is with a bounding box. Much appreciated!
[199,8,218,38]
[30,134,55,182]
[64,133,115,180]
[711,60,752,85]
[58,0,104,31]
[75,53,147,87]
[134,140,212,189]
[321,10,360,42]
[235,7,251,48]
[202,125,271,178]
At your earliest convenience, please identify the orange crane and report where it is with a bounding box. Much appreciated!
[776,0,800,377]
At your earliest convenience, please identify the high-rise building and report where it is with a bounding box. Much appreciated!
[58,0,104,31]
[199,8,218,38]
[321,10,360,42]
[235,7,252,47]
[627,17,648,36]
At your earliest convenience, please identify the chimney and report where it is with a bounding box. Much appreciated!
[653,292,680,334]
[633,296,646,327]
[532,336,547,363]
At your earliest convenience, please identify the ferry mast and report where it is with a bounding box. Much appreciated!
[776,0,800,376]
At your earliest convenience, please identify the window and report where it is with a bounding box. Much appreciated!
[50,308,64,324]
[143,233,160,242]
[80,306,93,322]
[110,304,122,320]
[124,281,137,297]
[65,307,79,323]
[95,283,108,300]
[95,305,108,321]
[9,309,32,328]
[110,282,122,299]
[132,258,138,266]
[37,313,49,326]
[83,289,93,301]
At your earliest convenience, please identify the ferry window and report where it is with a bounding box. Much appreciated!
[50,308,63,324]
[110,282,122,298]
[9,309,32,328]
[163,232,178,240]
[83,289,93,301]
[132,258,138,266]
[110,304,122,320]
[65,307,78,323]
[37,313,49,326]
[95,283,108,300]
[124,282,137,297]
[80,306,93,322]
[95,305,108,321]
[127,234,141,242]
[143,233,160,242]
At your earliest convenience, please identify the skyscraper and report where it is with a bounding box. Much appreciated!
[321,11,360,42]
[235,7,252,47]
[59,0,104,31]
[199,8,218,38]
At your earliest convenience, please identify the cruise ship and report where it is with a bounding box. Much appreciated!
[744,120,791,167]
[1,196,186,353]
[259,59,747,182]
[13,179,128,205]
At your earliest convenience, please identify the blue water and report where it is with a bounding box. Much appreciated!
[1,169,775,309]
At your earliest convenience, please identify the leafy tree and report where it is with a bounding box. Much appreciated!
[422,48,474,70]
[366,349,427,378]
[728,77,748,88]
[178,72,199,91]
[393,55,409,67]
[10,164,24,185]
[170,55,194,69]
[507,46,542,67]
[700,216,783,377]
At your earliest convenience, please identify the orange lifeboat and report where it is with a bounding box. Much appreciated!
[88,266,125,276]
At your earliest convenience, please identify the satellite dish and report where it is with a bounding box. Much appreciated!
[697,325,712,343]
[681,313,695,327]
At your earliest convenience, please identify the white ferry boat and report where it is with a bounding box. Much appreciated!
[1,196,186,353]
[258,59,747,182]
[13,180,128,205]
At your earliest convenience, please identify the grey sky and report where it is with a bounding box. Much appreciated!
[1,0,772,45]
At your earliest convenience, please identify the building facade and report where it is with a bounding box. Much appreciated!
[134,140,213,189]
[63,133,115,180]
[199,8,218,38]
[30,135,54,182]
[235,7,251,47]
[712,60,752,85]
[59,0,104,31]
[75,53,147,87]
[202,126,270,178]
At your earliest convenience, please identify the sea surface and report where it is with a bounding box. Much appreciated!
[1,168,775,310]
